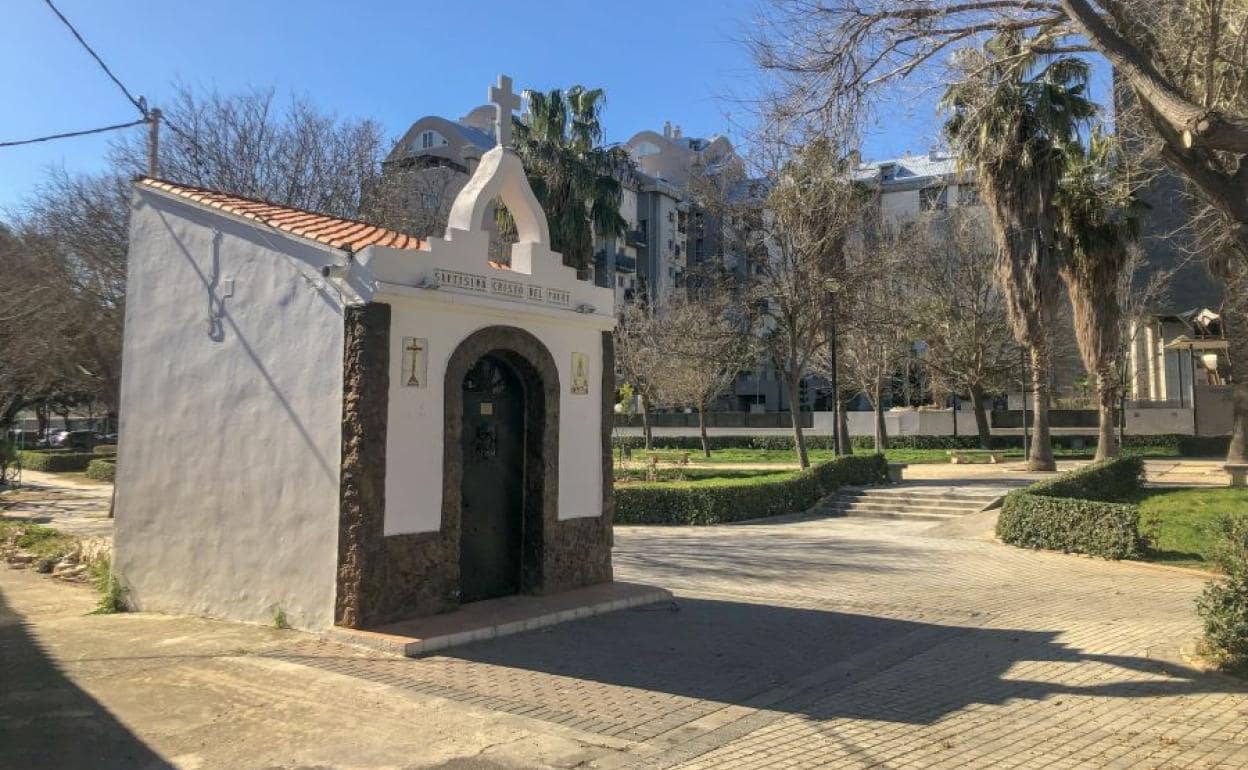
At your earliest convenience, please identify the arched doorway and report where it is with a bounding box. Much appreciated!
[444,331,554,604]
[459,354,528,601]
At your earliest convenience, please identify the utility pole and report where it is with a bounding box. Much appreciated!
[147,107,161,177]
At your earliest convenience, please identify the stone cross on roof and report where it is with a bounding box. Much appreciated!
[489,74,521,147]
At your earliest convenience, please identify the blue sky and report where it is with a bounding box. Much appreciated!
[1,1,1094,211]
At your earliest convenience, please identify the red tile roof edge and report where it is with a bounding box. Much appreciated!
[135,176,424,253]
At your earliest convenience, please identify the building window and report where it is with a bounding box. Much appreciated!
[957,184,981,206]
[879,163,898,182]
[617,274,625,287]
[919,186,948,212]
[694,238,705,261]
[420,130,436,149]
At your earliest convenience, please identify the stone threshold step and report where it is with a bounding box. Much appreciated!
[325,581,673,658]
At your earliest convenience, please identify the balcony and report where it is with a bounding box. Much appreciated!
[615,254,636,272]
[625,229,647,248]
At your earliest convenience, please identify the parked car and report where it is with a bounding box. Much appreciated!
[49,430,96,450]
[6,430,47,448]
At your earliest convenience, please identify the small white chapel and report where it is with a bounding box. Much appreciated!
[113,75,617,631]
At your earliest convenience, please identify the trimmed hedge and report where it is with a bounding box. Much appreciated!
[91,444,118,456]
[18,450,95,473]
[85,458,116,482]
[1025,455,1146,502]
[996,457,1146,560]
[615,453,888,525]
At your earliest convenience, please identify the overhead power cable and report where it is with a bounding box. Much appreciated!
[42,0,148,117]
[0,118,149,148]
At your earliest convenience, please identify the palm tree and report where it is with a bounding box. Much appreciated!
[507,86,630,275]
[942,32,1096,471]
[1056,128,1146,461]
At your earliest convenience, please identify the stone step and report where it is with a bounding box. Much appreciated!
[824,506,985,521]
[821,484,1016,521]
[840,486,1007,503]
[834,495,996,512]
[820,504,962,521]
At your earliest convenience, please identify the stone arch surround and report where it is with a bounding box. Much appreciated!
[335,309,614,629]
[442,326,560,597]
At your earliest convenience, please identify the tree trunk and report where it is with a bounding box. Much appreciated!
[872,382,889,452]
[836,390,852,455]
[697,401,710,459]
[1028,347,1057,471]
[1229,381,1248,465]
[639,393,653,451]
[970,386,992,449]
[35,404,48,438]
[787,374,810,469]
[1095,373,1119,461]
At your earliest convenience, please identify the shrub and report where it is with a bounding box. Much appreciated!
[0,439,15,484]
[1026,455,1146,503]
[85,458,116,482]
[615,454,887,525]
[18,450,94,473]
[0,521,78,561]
[1197,514,1248,675]
[90,556,128,614]
[997,492,1142,559]
[996,457,1146,560]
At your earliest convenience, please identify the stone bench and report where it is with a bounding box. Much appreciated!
[947,449,1005,464]
[1226,464,1248,487]
[887,463,908,483]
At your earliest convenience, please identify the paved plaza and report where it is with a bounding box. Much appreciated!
[3,480,1248,768]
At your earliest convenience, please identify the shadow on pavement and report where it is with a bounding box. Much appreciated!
[440,597,1247,725]
[0,585,172,769]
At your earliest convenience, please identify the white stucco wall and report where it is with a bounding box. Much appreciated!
[113,190,347,630]
[357,144,615,536]
[379,289,605,535]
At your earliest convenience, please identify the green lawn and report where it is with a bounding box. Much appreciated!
[1139,488,1248,571]
[621,445,1179,467]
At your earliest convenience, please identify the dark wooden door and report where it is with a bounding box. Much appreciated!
[460,354,525,603]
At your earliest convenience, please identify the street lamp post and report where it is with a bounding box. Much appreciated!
[824,278,843,455]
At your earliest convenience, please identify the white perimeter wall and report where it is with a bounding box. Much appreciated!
[616,408,1197,439]
[381,288,604,535]
[113,191,346,630]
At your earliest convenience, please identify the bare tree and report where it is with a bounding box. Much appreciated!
[110,84,387,219]
[0,171,131,429]
[614,299,671,451]
[2,85,394,434]
[835,218,920,451]
[364,158,465,239]
[660,281,759,457]
[752,0,1248,463]
[910,209,1019,447]
[761,136,871,468]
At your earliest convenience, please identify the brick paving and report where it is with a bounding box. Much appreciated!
[269,506,1248,769]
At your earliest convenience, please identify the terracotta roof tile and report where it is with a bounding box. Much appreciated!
[136,177,423,253]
